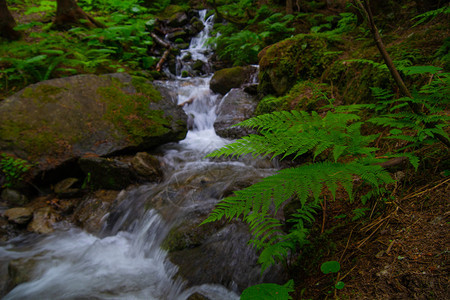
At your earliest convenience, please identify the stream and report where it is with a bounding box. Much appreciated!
[0,10,279,299]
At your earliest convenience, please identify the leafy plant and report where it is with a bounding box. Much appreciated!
[321,261,345,291]
[241,280,294,300]
[203,109,394,271]
[0,153,32,188]
[412,5,450,27]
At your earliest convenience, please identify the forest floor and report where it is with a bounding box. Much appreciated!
[294,158,449,299]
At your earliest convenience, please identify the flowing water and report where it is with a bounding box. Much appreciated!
[0,11,277,299]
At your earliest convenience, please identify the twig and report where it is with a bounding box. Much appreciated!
[400,178,450,201]
[339,225,357,263]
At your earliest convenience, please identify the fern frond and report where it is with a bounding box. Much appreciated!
[208,111,375,162]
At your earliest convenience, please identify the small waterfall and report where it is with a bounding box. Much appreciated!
[0,10,275,300]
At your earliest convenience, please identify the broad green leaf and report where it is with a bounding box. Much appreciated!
[241,280,294,300]
[321,260,340,274]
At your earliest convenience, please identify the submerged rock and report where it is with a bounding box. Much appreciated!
[168,223,285,293]
[0,73,187,180]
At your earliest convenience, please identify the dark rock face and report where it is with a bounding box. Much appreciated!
[78,157,138,190]
[169,223,285,293]
[214,88,259,139]
[0,73,187,178]
[210,66,259,95]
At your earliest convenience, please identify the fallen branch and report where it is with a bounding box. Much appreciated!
[150,32,171,48]
[156,49,171,72]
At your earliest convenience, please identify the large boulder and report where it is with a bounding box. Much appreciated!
[258,34,341,96]
[214,88,259,139]
[210,66,258,95]
[0,73,187,176]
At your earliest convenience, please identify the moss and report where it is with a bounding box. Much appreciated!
[97,83,170,144]
[256,80,333,115]
[22,85,64,104]
[158,5,186,19]
[131,76,162,101]
[255,95,289,115]
[258,34,341,96]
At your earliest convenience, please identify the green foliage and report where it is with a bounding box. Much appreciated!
[366,71,450,152]
[412,5,450,27]
[241,280,294,300]
[210,29,262,65]
[209,3,294,65]
[203,109,394,271]
[0,154,32,188]
[320,260,340,274]
[311,12,357,35]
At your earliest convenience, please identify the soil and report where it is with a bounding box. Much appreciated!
[292,164,449,299]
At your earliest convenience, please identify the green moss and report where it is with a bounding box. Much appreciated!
[258,34,341,96]
[256,81,333,115]
[97,83,170,144]
[131,76,162,101]
[22,85,64,104]
[158,5,186,19]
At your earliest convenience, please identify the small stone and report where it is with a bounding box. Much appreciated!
[27,207,59,234]
[4,207,34,225]
[131,152,163,181]
[1,189,29,206]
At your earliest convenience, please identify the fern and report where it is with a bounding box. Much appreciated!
[203,109,394,271]
[367,71,450,150]
[412,5,450,27]
[207,110,377,162]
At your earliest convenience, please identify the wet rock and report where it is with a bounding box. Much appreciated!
[190,17,205,34]
[169,223,285,293]
[210,66,258,95]
[1,189,28,206]
[131,152,163,181]
[0,73,187,180]
[53,178,81,198]
[214,88,258,139]
[168,12,189,27]
[4,207,33,225]
[193,60,205,72]
[72,190,119,234]
[27,207,59,234]
[162,216,225,252]
[167,30,190,42]
[78,157,138,190]
[187,293,210,300]
[7,258,38,292]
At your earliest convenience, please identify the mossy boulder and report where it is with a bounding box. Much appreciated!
[210,66,258,95]
[0,73,187,175]
[258,34,341,96]
[255,80,334,115]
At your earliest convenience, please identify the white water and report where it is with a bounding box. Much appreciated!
[0,10,271,300]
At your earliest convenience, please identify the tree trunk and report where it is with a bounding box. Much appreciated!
[286,0,294,14]
[53,0,104,30]
[354,0,450,148]
[0,0,21,40]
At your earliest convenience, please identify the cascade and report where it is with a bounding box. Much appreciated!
[0,10,277,299]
